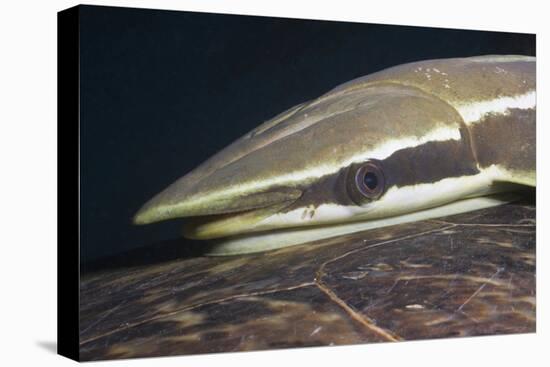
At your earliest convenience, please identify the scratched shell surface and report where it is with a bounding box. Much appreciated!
[79,200,535,360]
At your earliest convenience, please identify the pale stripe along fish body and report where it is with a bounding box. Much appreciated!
[134,55,535,255]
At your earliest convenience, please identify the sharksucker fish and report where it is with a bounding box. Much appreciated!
[134,55,536,255]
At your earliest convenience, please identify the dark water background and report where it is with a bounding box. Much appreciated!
[79,5,535,269]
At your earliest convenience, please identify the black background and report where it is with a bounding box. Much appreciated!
[79,5,535,267]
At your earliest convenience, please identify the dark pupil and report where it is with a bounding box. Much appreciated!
[364,171,378,190]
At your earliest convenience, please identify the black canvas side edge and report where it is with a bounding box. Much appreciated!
[57,5,80,362]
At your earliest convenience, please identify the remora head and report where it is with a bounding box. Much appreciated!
[135,82,490,241]
[133,56,535,254]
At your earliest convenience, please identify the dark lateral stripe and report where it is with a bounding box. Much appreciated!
[283,129,480,211]
[469,108,536,173]
[380,127,479,189]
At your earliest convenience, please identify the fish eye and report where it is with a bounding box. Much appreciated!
[363,171,378,190]
[346,160,386,204]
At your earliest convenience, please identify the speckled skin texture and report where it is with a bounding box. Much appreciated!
[80,200,535,360]
[134,56,535,227]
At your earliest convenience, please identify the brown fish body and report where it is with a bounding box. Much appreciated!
[134,55,535,255]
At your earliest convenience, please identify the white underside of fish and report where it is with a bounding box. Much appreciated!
[205,192,520,255]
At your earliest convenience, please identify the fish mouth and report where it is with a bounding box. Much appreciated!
[133,182,303,226]
[182,200,297,239]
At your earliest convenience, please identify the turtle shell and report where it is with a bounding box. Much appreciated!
[79,200,535,360]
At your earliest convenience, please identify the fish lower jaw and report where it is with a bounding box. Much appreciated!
[201,193,521,256]
[182,200,297,239]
